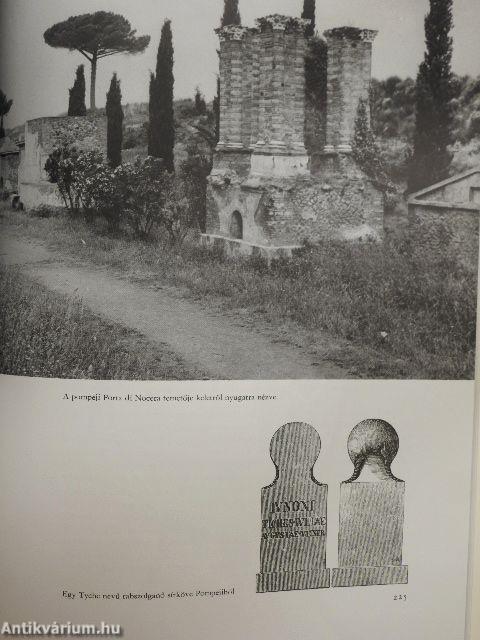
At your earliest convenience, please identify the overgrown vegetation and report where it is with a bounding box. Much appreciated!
[305,37,327,111]
[352,98,394,194]
[370,72,480,184]
[0,265,205,379]
[44,146,202,240]
[4,209,476,379]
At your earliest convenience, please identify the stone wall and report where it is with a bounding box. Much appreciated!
[408,201,480,272]
[207,155,384,247]
[19,114,107,208]
[268,155,384,243]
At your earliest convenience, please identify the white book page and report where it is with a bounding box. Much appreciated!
[0,377,477,640]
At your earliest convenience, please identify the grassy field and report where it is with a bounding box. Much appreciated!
[0,265,206,380]
[1,205,477,379]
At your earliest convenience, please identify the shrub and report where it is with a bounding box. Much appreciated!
[45,147,121,227]
[73,150,121,229]
[180,141,212,233]
[45,149,201,240]
[352,99,395,192]
[159,175,197,246]
[114,156,168,238]
[112,156,198,243]
[44,146,80,213]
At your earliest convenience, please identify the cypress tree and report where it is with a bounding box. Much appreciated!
[409,0,454,192]
[221,0,241,27]
[148,19,175,172]
[106,73,123,167]
[213,76,220,143]
[68,65,87,116]
[302,0,316,38]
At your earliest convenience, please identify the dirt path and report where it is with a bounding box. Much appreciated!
[0,234,349,380]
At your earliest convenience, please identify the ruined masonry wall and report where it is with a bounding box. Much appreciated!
[409,202,479,272]
[20,115,107,209]
[264,174,384,245]
[207,155,384,246]
[22,115,107,183]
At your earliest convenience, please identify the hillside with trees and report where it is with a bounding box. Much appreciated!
[371,73,480,184]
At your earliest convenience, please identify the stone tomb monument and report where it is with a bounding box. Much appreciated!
[204,14,384,259]
[256,422,330,592]
[332,419,408,587]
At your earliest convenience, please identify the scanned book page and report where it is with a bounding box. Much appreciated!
[0,377,477,640]
[1,0,480,639]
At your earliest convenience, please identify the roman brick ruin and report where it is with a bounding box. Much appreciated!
[19,114,107,209]
[204,14,384,258]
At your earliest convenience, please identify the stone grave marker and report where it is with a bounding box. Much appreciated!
[332,418,408,587]
[256,422,330,592]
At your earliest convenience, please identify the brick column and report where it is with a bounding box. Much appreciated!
[215,25,250,151]
[252,15,310,156]
[269,24,287,152]
[249,31,261,148]
[290,30,308,153]
[323,27,377,153]
[254,27,273,152]
[241,28,259,148]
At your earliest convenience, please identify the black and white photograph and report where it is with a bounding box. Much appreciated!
[1,0,479,380]
[1,2,480,640]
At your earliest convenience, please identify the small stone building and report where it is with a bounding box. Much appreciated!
[204,14,384,258]
[408,168,480,271]
[0,137,21,196]
[19,114,107,209]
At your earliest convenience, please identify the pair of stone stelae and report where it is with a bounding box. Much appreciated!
[256,419,408,592]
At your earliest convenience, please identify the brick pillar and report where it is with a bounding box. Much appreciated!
[323,27,377,154]
[289,29,308,153]
[215,25,250,151]
[241,29,259,148]
[269,25,287,152]
[254,26,273,153]
[252,15,310,158]
[249,31,261,148]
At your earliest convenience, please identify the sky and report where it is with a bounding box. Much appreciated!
[1,0,479,128]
